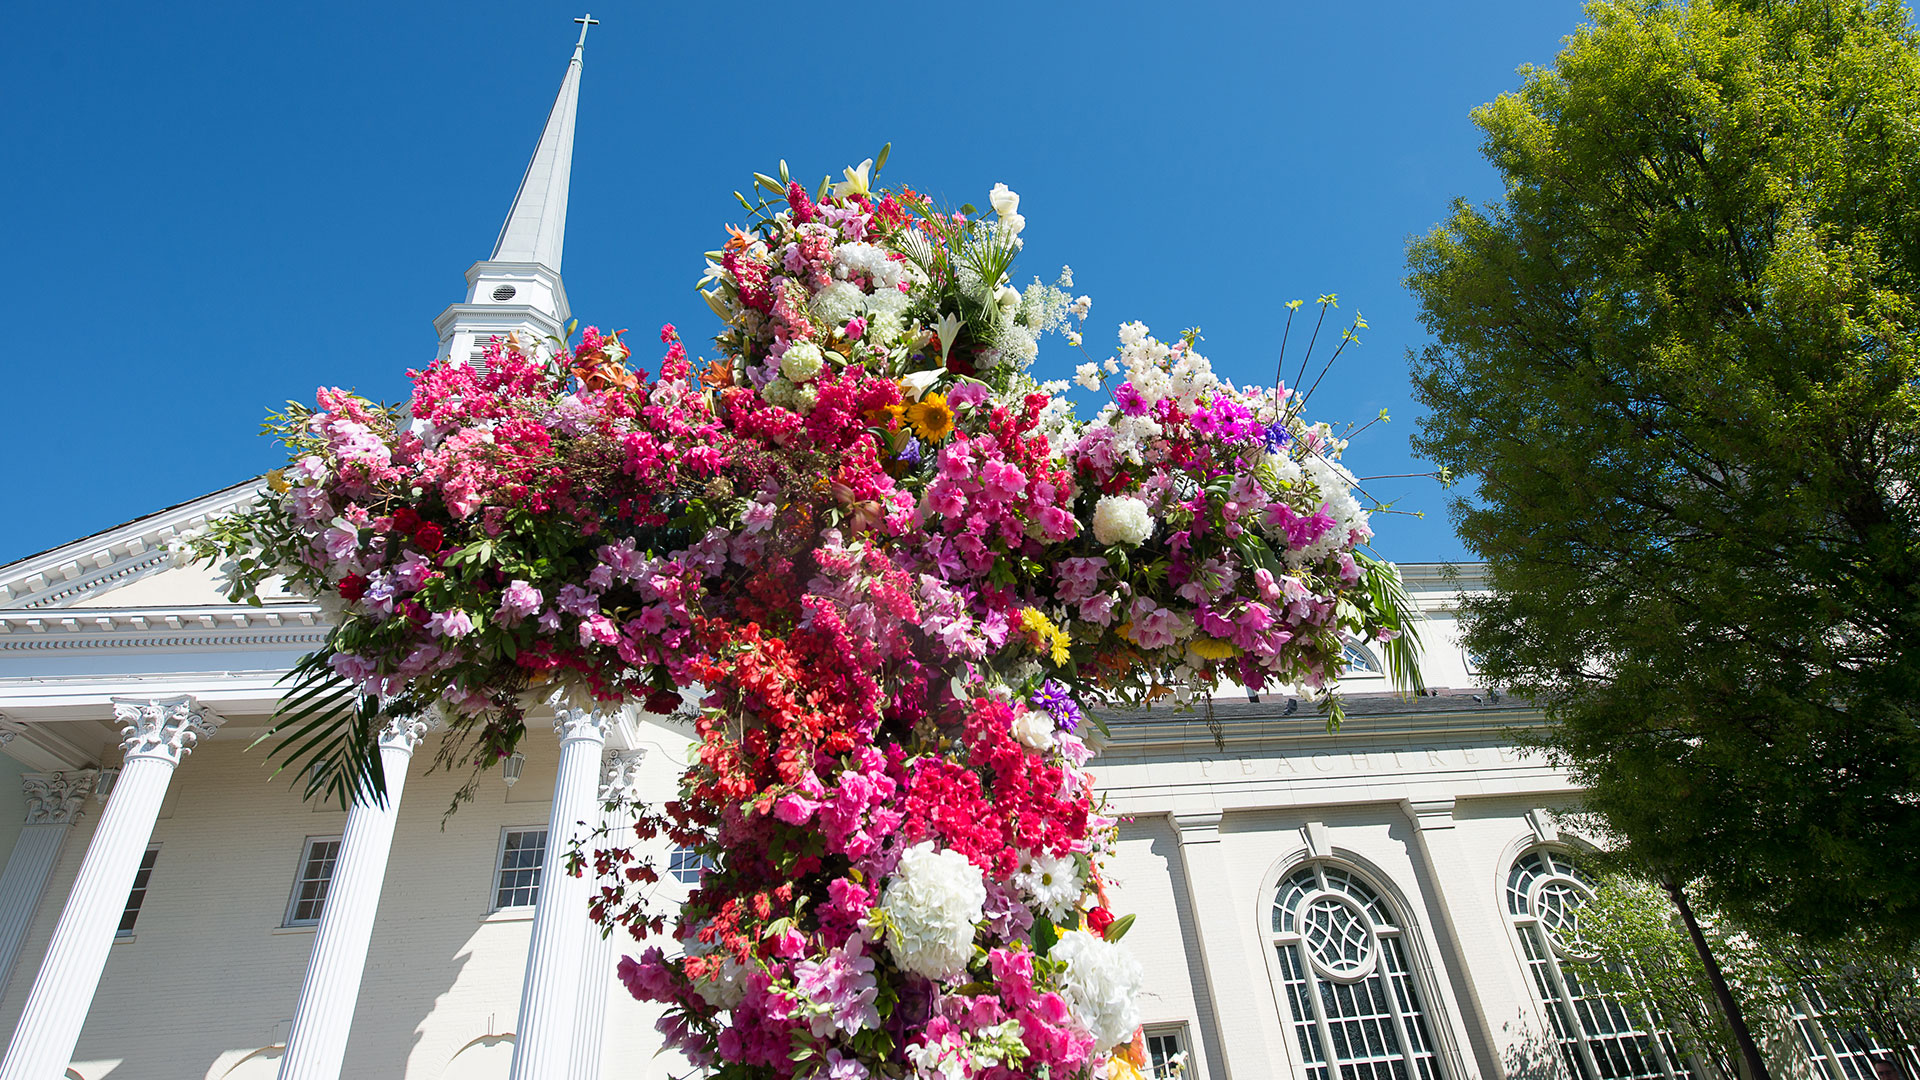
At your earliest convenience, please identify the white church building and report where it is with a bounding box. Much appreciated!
[0,22,1892,1080]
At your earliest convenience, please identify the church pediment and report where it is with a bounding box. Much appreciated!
[0,479,282,613]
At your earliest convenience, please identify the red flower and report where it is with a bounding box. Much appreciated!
[336,574,368,601]
[1086,906,1115,937]
[413,523,445,552]
[390,507,422,535]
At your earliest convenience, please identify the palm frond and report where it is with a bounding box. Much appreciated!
[1357,552,1426,699]
[251,650,388,810]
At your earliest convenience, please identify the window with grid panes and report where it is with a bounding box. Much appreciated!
[1788,982,1919,1080]
[1505,850,1693,1080]
[668,846,711,884]
[285,837,342,926]
[1144,1025,1191,1077]
[1270,863,1446,1080]
[494,828,547,910]
[118,846,160,936]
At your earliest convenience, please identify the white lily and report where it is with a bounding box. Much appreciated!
[832,159,873,200]
[899,367,944,401]
[935,312,964,368]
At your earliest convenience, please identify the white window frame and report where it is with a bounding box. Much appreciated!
[667,845,712,885]
[117,843,161,938]
[1502,847,1692,1080]
[1143,1023,1194,1078]
[492,826,549,912]
[1264,860,1449,1080]
[283,835,344,927]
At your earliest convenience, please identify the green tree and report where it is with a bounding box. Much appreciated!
[1405,0,1920,945]
[1568,863,1920,1080]
[1562,869,1794,1080]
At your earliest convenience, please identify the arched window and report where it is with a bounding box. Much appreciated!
[1505,850,1693,1080]
[1270,863,1446,1080]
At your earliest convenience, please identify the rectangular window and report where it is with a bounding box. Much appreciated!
[284,836,343,926]
[1144,1025,1190,1078]
[494,828,548,910]
[668,846,711,884]
[118,846,159,936]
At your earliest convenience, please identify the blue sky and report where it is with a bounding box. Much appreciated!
[0,1,1586,566]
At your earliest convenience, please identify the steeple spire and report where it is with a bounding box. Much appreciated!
[489,17,592,271]
[434,18,598,367]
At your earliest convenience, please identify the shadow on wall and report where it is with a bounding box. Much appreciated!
[440,1033,514,1079]
[212,1045,283,1078]
[1503,1014,1570,1080]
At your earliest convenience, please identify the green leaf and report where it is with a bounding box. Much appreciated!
[1032,913,1059,957]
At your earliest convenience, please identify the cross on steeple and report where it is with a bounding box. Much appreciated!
[573,13,598,49]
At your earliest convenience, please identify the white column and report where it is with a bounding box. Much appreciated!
[1171,811,1289,1080]
[277,714,436,1080]
[0,697,219,1080]
[571,749,646,1079]
[0,772,94,1003]
[1402,798,1500,1080]
[508,705,611,1080]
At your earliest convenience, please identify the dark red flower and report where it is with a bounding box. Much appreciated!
[335,574,368,602]
[390,507,422,535]
[413,523,445,552]
[1087,906,1115,936]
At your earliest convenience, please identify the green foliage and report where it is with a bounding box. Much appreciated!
[1563,872,1793,1080]
[1406,0,1920,942]
[1566,862,1920,1076]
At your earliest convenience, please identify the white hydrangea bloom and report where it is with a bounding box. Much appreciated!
[1014,850,1081,920]
[811,280,865,326]
[1051,929,1144,1050]
[1295,453,1367,566]
[762,377,799,411]
[881,842,986,981]
[1092,495,1154,547]
[781,342,825,384]
[1075,363,1103,391]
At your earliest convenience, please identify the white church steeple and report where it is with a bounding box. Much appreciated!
[433,15,597,366]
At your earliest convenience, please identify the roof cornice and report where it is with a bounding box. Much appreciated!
[0,480,264,610]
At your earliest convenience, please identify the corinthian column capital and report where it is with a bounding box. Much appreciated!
[22,771,97,825]
[376,712,440,753]
[551,705,612,745]
[111,696,221,765]
[599,748,647,805]
[0,716,23,746]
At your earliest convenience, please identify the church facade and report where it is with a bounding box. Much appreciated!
[0,25,1888,1080]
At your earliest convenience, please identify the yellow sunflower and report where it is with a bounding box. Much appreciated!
[1189,636,1241,661]
[904,392,955,442]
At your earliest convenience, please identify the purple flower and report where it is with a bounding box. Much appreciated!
[1113,381,1149,416]
[556,584,600,617]
[497,580,543,624]
[792,936,880,1037]
[1030,679,1086,733]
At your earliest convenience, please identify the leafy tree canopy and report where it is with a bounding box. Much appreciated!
[1406,0,1920,942]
